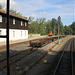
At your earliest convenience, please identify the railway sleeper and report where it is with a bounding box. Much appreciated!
[10,52,47,75]
[0,50,34,70]
[24,52,47,71]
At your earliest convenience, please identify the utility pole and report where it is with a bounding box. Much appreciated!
[58,16,61,44]
[54,20,55,36]
[7,0,10,75]
[54,25,55,36]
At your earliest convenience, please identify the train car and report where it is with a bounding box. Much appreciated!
[48,31,53,36]
[29,40,42,47]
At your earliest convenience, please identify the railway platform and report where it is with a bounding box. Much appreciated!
[0,36,47,47]
[0,36,47,51]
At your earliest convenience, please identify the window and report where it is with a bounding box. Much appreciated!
[13,31,15,37]
[21,31,22,36]
[5,18,7,23]
[0,30,2,35]
[25,31,26,36]
[13,18,15,25]
[0,15,2,22]
[21,21,23,26]
[25,22,27,26]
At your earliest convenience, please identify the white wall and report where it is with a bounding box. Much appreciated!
[0,28,6,42]
[0,28,28,42]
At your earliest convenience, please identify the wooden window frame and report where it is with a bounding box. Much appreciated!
[25,22,27,26]
[13,18,15,25]
[21,21,23,26]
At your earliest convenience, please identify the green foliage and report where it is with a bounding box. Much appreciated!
[64,25,73,35]
[28,21,39,34]
[40,24,46,35]
[28,18,46,35]
[45,20,51,34]
[50,18,57,35]
[28,17,34,22]
[16,12,22,16]
[70,21,75,35]
[9,9,16,14]
[9,9,23,17]
[24,17,27,19]
[0,5,3,9]
[28,16,74,35]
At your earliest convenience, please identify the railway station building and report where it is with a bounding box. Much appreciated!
[0,9,29,42]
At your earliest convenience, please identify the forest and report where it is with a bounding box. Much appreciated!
[28,17,75,35]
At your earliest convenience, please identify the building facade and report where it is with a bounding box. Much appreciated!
[0,9,29,42]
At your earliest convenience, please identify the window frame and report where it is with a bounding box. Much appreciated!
[0,30,2,35]
[25,31,26,36]
[21,31,22,36]
[25,22,27,26]
[13,31,15,37]
[13,18,15,25]
[0,15,2,22]
[21,21,23,26]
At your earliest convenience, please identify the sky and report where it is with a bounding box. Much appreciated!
[0,0,75,25]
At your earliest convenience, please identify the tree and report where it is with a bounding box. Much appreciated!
[24,17,28,19]
[50,18,58,35]
[59,22,64,35]
[36,18,46,24]
[28,21,39,34]
[36,18,46,35]
[28,17,34,23]
[45,20,51,34]
[16,12,22,16]
[0,4,3,9]
[9,9,16,14]
[40,24,46,35]
[28,17,46,35]
[28,16,74,35]
[64,25,73,35]
[70,21,75,35]
[10,9,22,16]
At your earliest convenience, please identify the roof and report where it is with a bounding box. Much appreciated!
[0,9,29,21]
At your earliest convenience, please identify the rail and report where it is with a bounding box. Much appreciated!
[71,39,74,75]
[53,38,74,75]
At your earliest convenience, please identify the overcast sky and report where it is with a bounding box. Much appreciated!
[0,0,75,25]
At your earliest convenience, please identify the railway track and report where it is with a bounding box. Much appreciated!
[0,37,67,75]
[0,47,37,71]
[25,38,68,75]
[0,40,58,75]
[9,43,58,75]
[0,41,54,72]
[73,39,75,75]
[53,38,74,75]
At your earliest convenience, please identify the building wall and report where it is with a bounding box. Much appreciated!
[28,34,40,38]
[0,13,28,30]
[0,28,28,42]
[0,12,28,42]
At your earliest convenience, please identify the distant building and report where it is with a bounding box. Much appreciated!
[0,9,29,42]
